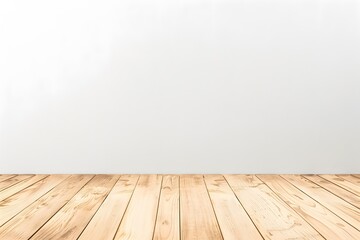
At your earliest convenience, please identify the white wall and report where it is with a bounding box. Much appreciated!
[1,0,359,173]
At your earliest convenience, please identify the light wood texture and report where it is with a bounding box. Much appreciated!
[0,175,16,184]
[114,175,163,240]
[180,175,223,239]
[328,175,360,196]
[225,174,323,239]
[320,175,360,196]
[78,175,139,240]
[282,175,360,230]
[304,174,360,209]
[0,175,67,226]
[0,175,93,240]
[153,175,180,240]
[30,175,119,240]
[258,175,360,239]
[0,175,33,192]
[339,174,360,184]
[0,174,359,239]
[0,174,48,202]
[204,175,262,240]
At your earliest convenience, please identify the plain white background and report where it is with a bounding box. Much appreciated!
[1,0,359,173]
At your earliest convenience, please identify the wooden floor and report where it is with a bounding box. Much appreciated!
[0,175,359,239]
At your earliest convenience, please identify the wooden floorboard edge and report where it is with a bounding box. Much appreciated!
[282,175,360,231]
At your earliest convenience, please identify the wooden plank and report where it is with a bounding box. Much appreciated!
[0,175,93,240]
[259,175,360,240]
[305,175,360,209]
[335,175,360,195]
[78,175,139,240]
[0,175,16,184]
[113,175,163,240]
[283,175,360,230]
[0,175,33,192]
[153,175,180,240]
[30,175,119,240]
[0,175,48,202]
[180,175,223,240]
[0,174,357,239]
[0,175,67,226]
[320,175,360,196]
[204,175,262,240]
[336,174,360,186]
[225,174,323,240]
[338,175,360,185]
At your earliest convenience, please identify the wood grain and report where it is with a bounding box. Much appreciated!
[334,175,360,195]
[204,174,262,240]
[0,174,358,239]
[30,175,119,240]
[0,175,33,192]
[0,175,48,202]
[180,175,223,240]
[113,175,162,240]
[0,175,16,184]
[78,175,139,240]
[0,175,67,226]
[319,175,360,197]
[283,175,360,230]
[304,175,360,209]
[0,175,93,240]
[225,174,323,240]
[153,175,180,240]
[259,175,360,239]
[338,175,360,184]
